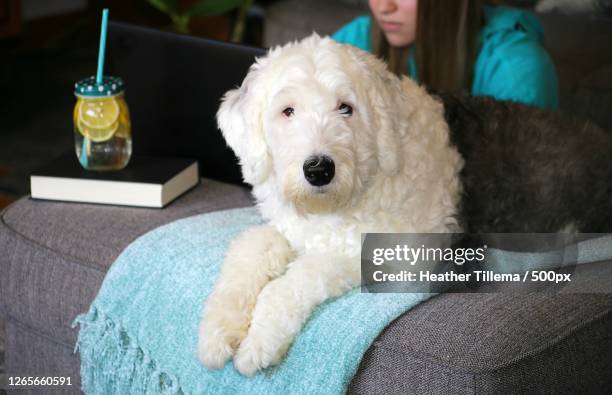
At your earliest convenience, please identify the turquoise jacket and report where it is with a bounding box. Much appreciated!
[332,6,560,110]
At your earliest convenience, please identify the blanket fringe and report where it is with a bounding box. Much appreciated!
[73,306,183,395]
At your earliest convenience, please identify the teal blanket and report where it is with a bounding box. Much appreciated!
[75,207,432,395]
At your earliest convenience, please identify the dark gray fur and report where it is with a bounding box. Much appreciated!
[439,94,612,233]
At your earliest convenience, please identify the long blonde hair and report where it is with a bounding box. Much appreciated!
[371,0,484,93]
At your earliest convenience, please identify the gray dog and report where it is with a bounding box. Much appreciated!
[440,93,612,233]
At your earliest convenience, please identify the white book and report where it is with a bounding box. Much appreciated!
[30,153,199,208]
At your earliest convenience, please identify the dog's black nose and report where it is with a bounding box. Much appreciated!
[303,155,335,186]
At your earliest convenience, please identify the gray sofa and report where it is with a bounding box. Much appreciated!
[2,2,612,394]
[1,179,612,394]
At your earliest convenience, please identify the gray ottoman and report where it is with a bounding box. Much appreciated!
[1,179,611,394]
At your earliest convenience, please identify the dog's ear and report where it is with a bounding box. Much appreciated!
[217,76,272,185]
[367,74,405,176]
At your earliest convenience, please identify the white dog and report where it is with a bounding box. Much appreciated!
[197,34,463,376]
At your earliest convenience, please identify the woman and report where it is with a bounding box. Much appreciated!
[333,0,559,110]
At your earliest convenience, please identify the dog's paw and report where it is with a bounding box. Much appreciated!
[197,286,254,369]
[233,335,264,376]
[198,312,246,369]
[197,331,235,369]
[233,329,287,376]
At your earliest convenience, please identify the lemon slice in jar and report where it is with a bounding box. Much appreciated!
[77,98,120,142]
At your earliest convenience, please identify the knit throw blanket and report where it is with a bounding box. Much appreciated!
[74,207,432,394]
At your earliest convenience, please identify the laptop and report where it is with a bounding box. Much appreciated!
[107,21,267,185]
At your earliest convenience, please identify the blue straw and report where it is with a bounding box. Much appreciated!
[80,137,89,168]
[96,9,109,84]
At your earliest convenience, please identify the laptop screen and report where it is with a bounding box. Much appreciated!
[107,21,267,185]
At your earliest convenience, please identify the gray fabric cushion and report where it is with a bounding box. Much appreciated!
[566,66,612,132]
[0,179,253,347]
[0,319,4,392]
[539,12,612,131]
[1,178,611,393]
[349,293,612,393]
[6,321,81,395]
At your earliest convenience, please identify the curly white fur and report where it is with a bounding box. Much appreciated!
[198,34,463,376]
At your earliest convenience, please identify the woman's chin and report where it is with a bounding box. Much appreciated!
[384,33,414,48]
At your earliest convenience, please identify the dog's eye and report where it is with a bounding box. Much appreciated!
[282,107,295,117]
[338,103,353,117]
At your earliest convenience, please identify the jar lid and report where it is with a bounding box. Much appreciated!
[74,76,125,97]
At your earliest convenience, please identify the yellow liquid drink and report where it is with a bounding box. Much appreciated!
[74,76,132,170]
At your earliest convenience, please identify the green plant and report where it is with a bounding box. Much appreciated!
[146,0,252,41]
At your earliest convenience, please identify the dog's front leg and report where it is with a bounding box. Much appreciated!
[233,253,360,376]
[198,225,294,369]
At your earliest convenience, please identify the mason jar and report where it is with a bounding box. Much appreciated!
[73,76,132,170]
